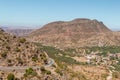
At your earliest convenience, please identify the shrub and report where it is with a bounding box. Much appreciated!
[16,58,23,65]
[32,56,38,62]
[46,70,51,75]
[1,52,7,58]
[24,68,37,77]
[55,68,63,76]
[15,47,21,52]
[26,68,34,75]
[112,64,120,71]
[40,66,51,75]
[7,59,12,63]
[19,38,26,43]
[7,73,15,80]
[40,66,46,72]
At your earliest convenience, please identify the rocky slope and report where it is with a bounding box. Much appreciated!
[28,18,120,48]
[1,28,119,80]
[0,28,47,66]
[0,28,65,80]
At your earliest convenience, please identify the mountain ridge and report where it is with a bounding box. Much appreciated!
[28,18,118,48]
[31,18,111,36]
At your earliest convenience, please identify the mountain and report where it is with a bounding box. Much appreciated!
[1,28,120,79]
[0,28,47,66]
[5,29,33,36]
[1,27,34,36]
[30,18,111,35]
[28,18,120,48]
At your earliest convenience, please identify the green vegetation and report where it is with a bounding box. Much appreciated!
[112,64,120,72]
[24,68,37,77]
[45,70,51,75]
[40,66,51,75]
[34,42,120,79]
[84,46,120,55]
[37,43,80,65]
[55,68,63,76]
[32,56,38,62]
[15,47,21,52]
[70,72,87,80]
[40,53,48,64]
[19,38,26,43]
[7,73,15,80]
[64,48,77,57]
[35,42,89,65]
[32,54,38,62]
[40,66,45,72]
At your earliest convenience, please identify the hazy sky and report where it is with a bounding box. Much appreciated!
[0,0,120,29]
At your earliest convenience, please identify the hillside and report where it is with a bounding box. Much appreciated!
[0,28,47,66]
[0,28,87,80]
[1,28,120,80]
[0,28,61,80]
[28,18,120,48]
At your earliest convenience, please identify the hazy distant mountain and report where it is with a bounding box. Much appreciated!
[1,26,34,36]
[5,28,34,36]
[28,18,120,48]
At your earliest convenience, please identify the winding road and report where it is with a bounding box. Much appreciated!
[0,58,54,72]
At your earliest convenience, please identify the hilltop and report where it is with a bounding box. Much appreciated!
[28,18,120,48]
[30,18,111,35]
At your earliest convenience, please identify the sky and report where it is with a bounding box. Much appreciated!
[0,0,120,30]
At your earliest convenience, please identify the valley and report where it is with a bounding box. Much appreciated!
[1,0,120,80]
[0,18,120,80]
